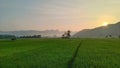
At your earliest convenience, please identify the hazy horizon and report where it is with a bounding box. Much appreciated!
[0,0,120,31]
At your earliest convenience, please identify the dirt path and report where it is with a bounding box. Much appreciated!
[67,41,82,68]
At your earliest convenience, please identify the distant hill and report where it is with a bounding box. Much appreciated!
[0,30,64,37]
[73,22,120,38]
[0,30,76,37]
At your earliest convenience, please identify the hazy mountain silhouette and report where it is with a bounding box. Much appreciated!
[73,22,120,38]
[0,30,64,37]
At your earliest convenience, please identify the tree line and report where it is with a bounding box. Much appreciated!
[0,33,120,40]
[19,35,41,38]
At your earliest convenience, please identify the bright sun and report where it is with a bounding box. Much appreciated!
[103,22,109,26]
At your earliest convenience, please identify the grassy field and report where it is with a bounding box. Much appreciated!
[0,38,120,68]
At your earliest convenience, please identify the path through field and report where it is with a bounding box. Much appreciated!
[68,41,82,68]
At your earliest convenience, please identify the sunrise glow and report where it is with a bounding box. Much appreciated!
[103,22,109,26]
[0,0,120,31]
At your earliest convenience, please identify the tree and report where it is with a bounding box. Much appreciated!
[11,37,16,40]
[62,30,71,39]
[66,30,71,38]
[119,35,120,38]
[105,35,108,38]
[109,35,112,38]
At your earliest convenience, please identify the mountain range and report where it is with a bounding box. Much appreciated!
[0,30,76,37]
[1,21,119,38]
[0,30,64,37]
[73,22,120,38]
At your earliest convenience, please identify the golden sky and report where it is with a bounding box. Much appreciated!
[0,0,120,31]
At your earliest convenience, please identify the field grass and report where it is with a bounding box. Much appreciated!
[73,39,120,68]
[0,38,120,68]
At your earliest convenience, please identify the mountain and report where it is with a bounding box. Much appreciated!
[0,30,64,37]
[73,22,120,38]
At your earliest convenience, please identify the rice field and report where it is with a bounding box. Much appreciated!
[0,38,120,68]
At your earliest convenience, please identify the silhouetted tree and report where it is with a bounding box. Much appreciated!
[62,30,71,39]
[105,35,108,38]
[67,30,71,38]
[11,35,16,41]
[11,37,16,40]
[105,35,112,38]
[62,34,65,39]
[119,35,120,38]
[109,35,112,38]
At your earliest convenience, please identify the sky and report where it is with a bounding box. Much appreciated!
[0,0,120,31]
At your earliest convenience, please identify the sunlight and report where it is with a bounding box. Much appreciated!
[103,22,109,26]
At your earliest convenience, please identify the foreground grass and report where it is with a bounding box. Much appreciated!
[0,38,80,68]
[73,38,120,68]
[0,38,120,68]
